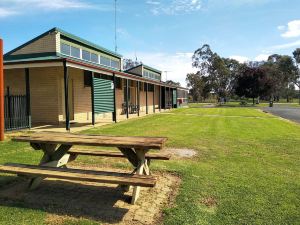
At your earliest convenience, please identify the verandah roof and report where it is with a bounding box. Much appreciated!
[4,55,185,89]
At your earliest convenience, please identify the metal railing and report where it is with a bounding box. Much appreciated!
[4,95,30,131]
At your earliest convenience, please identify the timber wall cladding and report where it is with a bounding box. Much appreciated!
[11,33,58,55]
[30,67,61,124]
[4,69,26,95]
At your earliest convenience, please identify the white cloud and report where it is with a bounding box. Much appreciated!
[0,7,18,17]
[124,51,196,87]
[271,40,300,50]
[280,20,300,38]
[277,25,285,31]
[230,54,270,62]
[229,55,249,63]
[0,0,106,18]
[146,1,161,5]
[254,54,269,61]
[148,0,202,15]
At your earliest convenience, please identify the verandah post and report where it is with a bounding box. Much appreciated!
[113,73,117,122]
[25,68,31,128]
[0,39,4,141]
[153,84,155,113]
[159,85,161,112]
[63,60,70,131]
[91,72,95,125]
[126,79,129,119]
[146,83,148,114]
[137,81,140,116]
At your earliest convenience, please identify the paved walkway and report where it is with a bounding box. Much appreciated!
[261,106,300,124]
[30,110,169,133]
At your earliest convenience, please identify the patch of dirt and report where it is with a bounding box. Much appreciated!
[163,148,197,159]
[200,197,217,207]
[0,167,181,225]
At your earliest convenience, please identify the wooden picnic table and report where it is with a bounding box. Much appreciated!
[10,132,168,204]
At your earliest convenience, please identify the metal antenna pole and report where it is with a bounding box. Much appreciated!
[114,0,117,53]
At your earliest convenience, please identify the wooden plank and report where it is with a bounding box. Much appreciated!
[13,132,167,150]
[69,149,171,160]
[0,163,157,187]
[131,148,147,204]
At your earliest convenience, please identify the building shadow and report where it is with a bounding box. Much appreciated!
[0,177,130,223]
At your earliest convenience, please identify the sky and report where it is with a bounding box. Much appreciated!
[0,0,300,87]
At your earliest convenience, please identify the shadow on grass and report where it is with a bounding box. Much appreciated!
[0,176,129,223]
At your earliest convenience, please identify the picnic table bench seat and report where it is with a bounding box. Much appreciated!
[68,149,171,160]
[2,132,168,204]
[0,163,157,187]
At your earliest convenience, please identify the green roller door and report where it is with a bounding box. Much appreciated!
[93,77,114,114]
[173,89,177,105]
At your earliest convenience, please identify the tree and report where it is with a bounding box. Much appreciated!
[122,58,142,71]
[165,80,181,86]
[192,44,232,100]
[235,67,264,104]
[292,48,300,104]
[186,73,204,102]
[258,54,297,102]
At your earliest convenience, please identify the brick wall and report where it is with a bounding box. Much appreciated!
[29,67,61,124]
[4,69,26,95]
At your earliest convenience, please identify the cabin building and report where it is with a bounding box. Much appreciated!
[3,28,188,131]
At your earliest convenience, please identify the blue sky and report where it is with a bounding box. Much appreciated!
[0,0,300,86]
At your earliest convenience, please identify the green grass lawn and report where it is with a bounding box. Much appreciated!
[0,107,299,225]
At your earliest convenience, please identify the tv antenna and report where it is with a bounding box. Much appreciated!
[114,0,117,53]
[163,70,172,81]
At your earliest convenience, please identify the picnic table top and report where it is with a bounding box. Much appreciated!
[13,132,168,150]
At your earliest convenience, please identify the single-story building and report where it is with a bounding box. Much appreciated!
[3,27,188,131]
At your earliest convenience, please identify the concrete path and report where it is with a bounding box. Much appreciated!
[261,106,300,124]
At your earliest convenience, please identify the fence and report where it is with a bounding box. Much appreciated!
[4,94,30,131]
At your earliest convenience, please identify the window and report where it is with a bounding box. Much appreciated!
[82,50,91,61]
[61,43,70,55]
[111,59,119,69]
[100,55,111,67]
[84,70,92,87]
[91,53,98,63]
[71,46,80,58]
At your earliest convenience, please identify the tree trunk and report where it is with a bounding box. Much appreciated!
[253,97,255,105]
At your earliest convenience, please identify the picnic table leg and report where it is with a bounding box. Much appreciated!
[131,148,148,204]
[29,143,72,190]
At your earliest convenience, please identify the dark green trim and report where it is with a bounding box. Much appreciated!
[4,52,57,61]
